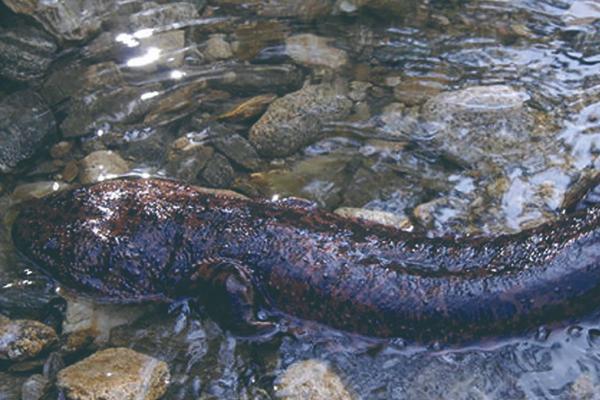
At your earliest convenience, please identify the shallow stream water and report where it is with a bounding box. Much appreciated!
[1,0,600,398]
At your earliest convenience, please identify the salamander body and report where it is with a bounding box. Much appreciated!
[11,178,600,341]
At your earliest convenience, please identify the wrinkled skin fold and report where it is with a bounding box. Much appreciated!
[11,178,600,341]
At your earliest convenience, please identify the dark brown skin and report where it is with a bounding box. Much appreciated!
[11,178,600,341]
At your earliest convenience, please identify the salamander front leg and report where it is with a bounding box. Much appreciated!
[190,258,275,335]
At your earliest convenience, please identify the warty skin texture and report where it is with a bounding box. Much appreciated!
[11,178,600,342]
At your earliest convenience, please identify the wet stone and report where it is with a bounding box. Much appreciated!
[234,20,286,61]
[258,0,335,19]
[420,85,543,168]
[21,374,50,400]
[78,150,129,184]
[2,0,117,41]
[200,152,235,188]
[60,85,157,137]
[275,359,353,400]
[61,160,79,183]
[0,372,28,399]
[286,34,348,69]
[393,78,446,106]
[0,316,58,362]
[0,90,56,174]
[132,30,186,72]
[213,132,262,171]
[0,24,57,82]
[57,347,170,400]
[50,141,73,159]
[209,64,304,96]
[62,297,154,345]
[129,2,199,30]
[334,207,412,230]
[204,34,233,60]
[10,181,70,204]
[217,93,278,122]
[166,138,214,183]
[249,83,353,157]
[562,0,600,26]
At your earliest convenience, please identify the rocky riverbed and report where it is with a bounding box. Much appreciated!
[1,0,600,398]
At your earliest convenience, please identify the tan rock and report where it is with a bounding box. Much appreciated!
[335,207,413,230]
[10,181,70,204]
[286,34,347,69]
[217,94,278,122]
[0,317,58,362]
[57,347,170,400]
[204,34,233,60]
[50,141,73,159]
[62,297,154,344]
[275,359,353,400]
[79,150,129,184]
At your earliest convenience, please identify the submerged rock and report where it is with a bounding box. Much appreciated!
[200,153,235,188]
[562,0,600,26]
[166,137,214,183]
[249,83,353,157]
[0,90,56,173]
[0,316,58,362]
[62,297,154,344]
[2,0,117,41]
[78,150,129,184]
[213,132,262,171]
[286,34,348,69]
[334,207,412,230]
[275,359,353,400]
[217,93,278,122]
[209,64,304,96]
[60,85,156,137]
[10,181,70,204]
[204,34,233,60]
[128,2,199,30]
[420,85,545,168]
[21,374,50,400]
[257,0,335,19]
[0,24,57,82]
[57,347,170,400]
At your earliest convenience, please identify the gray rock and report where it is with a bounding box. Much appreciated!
[2,0,117,41]
[333,0,416,15]
[0,90,56,173]
[209,64,304,96]
[420,85,541,167]
[0,24,57,82]
[21,374,50,400]
[166,137,214,182]
[57,347,170,400]
[213,132,262,171]
[201,153,235,188]
[562,0,600,26]
[125,30,186,73]
[0,316,58,362]
[250,83,353,157]
[60,85,155,137]
[0,372,28,399]
[78,150,129,184]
